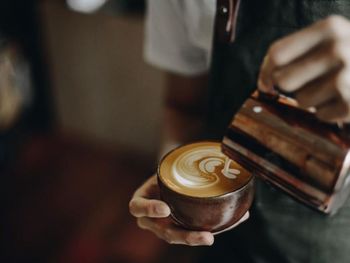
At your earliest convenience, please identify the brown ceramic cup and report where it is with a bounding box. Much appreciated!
[157,141,255,233]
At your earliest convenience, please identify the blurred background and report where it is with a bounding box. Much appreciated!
[0,1,203,262]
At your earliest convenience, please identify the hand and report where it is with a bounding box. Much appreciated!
[258,15,350,123]
[129,175,249,246]
[129,175,214,246]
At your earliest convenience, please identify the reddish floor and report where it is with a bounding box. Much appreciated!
[2,134,199,263]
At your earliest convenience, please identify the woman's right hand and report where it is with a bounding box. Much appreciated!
[128,174,215,246]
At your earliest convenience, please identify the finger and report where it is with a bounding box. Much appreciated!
[273,43,341,93]
[316,97,349,122]
[258,55,276,93]
[269,16,349,67]
[137,217,214,246]
[294,72,338,108]
[258,16,350,92]
[129,174,171,218]
[129,197,170,218]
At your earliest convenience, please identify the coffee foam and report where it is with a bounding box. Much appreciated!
[159,142,252,197]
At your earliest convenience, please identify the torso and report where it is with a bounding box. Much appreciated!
[181,0,216,66]
[172,1,350,262]
[205,0,350,262]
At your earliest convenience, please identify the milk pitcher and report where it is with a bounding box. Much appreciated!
[222,91,350,214]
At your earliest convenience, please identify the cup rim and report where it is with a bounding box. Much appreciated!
[157,140,254,200]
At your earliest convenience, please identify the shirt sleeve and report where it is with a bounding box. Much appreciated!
[144,0,208,76]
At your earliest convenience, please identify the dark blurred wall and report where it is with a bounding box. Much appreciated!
[0,0,54,173]
[42,0,164,155]
[1,1,54,262]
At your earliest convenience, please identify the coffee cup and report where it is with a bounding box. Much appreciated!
[157,141,254,233]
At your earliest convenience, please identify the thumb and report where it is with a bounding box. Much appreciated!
[257,54,277,94]
[129,197,170,218]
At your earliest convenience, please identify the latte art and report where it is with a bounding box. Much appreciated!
[172,149,240,188]
[159,142,252,197]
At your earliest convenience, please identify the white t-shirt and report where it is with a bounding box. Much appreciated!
[144,0,216,76]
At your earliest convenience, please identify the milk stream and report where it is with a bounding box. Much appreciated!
[222,157,241,179]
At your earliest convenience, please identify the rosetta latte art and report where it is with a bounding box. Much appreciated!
[172,147,241,188]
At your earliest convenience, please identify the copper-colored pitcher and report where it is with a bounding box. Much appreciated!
[222,91,350,214]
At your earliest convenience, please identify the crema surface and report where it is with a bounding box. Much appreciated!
[159,142,252,197]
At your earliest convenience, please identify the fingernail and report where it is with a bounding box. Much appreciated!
[196,233,214,246]
[156,205,170,216]
[206,235,214,246]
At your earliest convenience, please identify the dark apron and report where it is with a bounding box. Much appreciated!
[201,0,350,262]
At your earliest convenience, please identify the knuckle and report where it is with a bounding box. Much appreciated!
[275,75,293,92]
[137,218,146,229]
[329,40,342,57]
[155,230,166,241]
[184,234,195,245]
[194,234,207,244]
[329,40,346,61]
[325,15,342,26]
[272,72,285,89]
[128,200,136,214]
[335,70,350,100]
[163,229,173,243]
[167,239,175,245]
[268,43,282,66]
[324,15,346,37]
[335,71,345,89]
